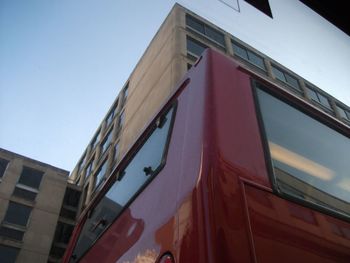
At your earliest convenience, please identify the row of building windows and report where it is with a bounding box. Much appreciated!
[185,13,350,125]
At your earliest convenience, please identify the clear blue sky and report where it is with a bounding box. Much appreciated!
[0,0,176,171]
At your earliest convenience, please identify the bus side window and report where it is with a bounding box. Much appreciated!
[70,106,175,262]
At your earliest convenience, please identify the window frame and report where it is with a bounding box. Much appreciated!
[231,40,266,71]
[252,80,350,222]
[69,102,177,261]
[271,64,302,93]
[186,36,208,59]
[185,14,226,49]
[305,85,333,113]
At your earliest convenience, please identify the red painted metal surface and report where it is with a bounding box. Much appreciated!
[63,49,350,263]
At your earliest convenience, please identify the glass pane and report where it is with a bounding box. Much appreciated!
[271,66,286,82]
[257,88,350,216]
[4,202,32,226]
[285,73,300,91]
[247,50,265,70]
[186,15,205,34]
[85,159,94,179]
[318,93,332,110]
[232,42,248,60]
[102,129,113,154]
[205,26,225,46]
[95,160,108,189]
[337,105,350,121]
[0,158,9,178]
[306,87,319,102]
[0,245,19,263]
[13,187,37,201]
[71,107,174,262]
[18,166,43,189]
[187,37,207,57]
[0,226,24,241]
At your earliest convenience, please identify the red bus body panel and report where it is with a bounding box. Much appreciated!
[63,49,350,263]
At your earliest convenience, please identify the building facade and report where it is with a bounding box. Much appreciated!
[69,3,350,219]
[0,148,80,263]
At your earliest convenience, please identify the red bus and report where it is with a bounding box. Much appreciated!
[63,49,350,263]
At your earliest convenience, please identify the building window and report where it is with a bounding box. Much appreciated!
[0,226,25,241]
[0,158,9,179]
[271,65,301,92]
[85,158,94,179]
[256,87,350,217]
[186,14,225,47]
[0,245,19,263]
[94,159,108,190]
[53,222,74,244]
[18,166,43,189]
[3,202,32,227]
[232,41,266,70]
[106,100,118,127]
[91,130,100,150]
[336,105,350,122]
[13,166,43,201]
[187,36,208,58]
[63,188,81,208]
[101,128,113,154]
[244,0,272,18]
[305,86,333,111]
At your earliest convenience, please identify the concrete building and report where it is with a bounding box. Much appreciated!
[69,3,350,217]
[0,148,80,263]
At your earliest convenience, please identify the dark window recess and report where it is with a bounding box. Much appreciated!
[256,87,350,217]
[118,111,125,128]
[336,105,350,122]
[101,128,113,154]
[0,226,24,241]
[94,160,108,189]
[13,187,37,201]
[50,246,66,259]
[18,166,43,189]
[0,158,9,178]
[187,63,193,70]
[106,101,118,127]
[78,153,87,173]
[123,84,129,102]
[85,159,94,179]
[4,202,32,227]
[70,107,175,262]
[232,41,266,70]
[0,245,19,263]
[63,188,81,208]
[271,65,301,92]
[305,86,332,111]
[60,207,77,220]
[54,222,74,244]
[186,15,225,46]
[244,0,273,18]
[187,36,207,58]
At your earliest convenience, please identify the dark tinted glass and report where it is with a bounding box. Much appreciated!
[271,66,286,82]
[4,202,32,226]
[0,158,9,178]
[232,42,248,60]
[18,166,43,189]
[95,160,108,189]
[63,188,81,207]
[13,187,37,201]
[54,222,74,244]
[60,207,77,220]
[257,88,350,216]
[101,129,113,154]
[306,87,318,102]
[205,26,225,46]
[318,93,332,110]
[85,159,94,179]
[187,37,207,57]
[0,226,24,241]
[247,50,266,70]
[91,131,100,149]
[0,245,19,263]
[70,107,175,262]
[186,15,205,34]
[285,73,300,91]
